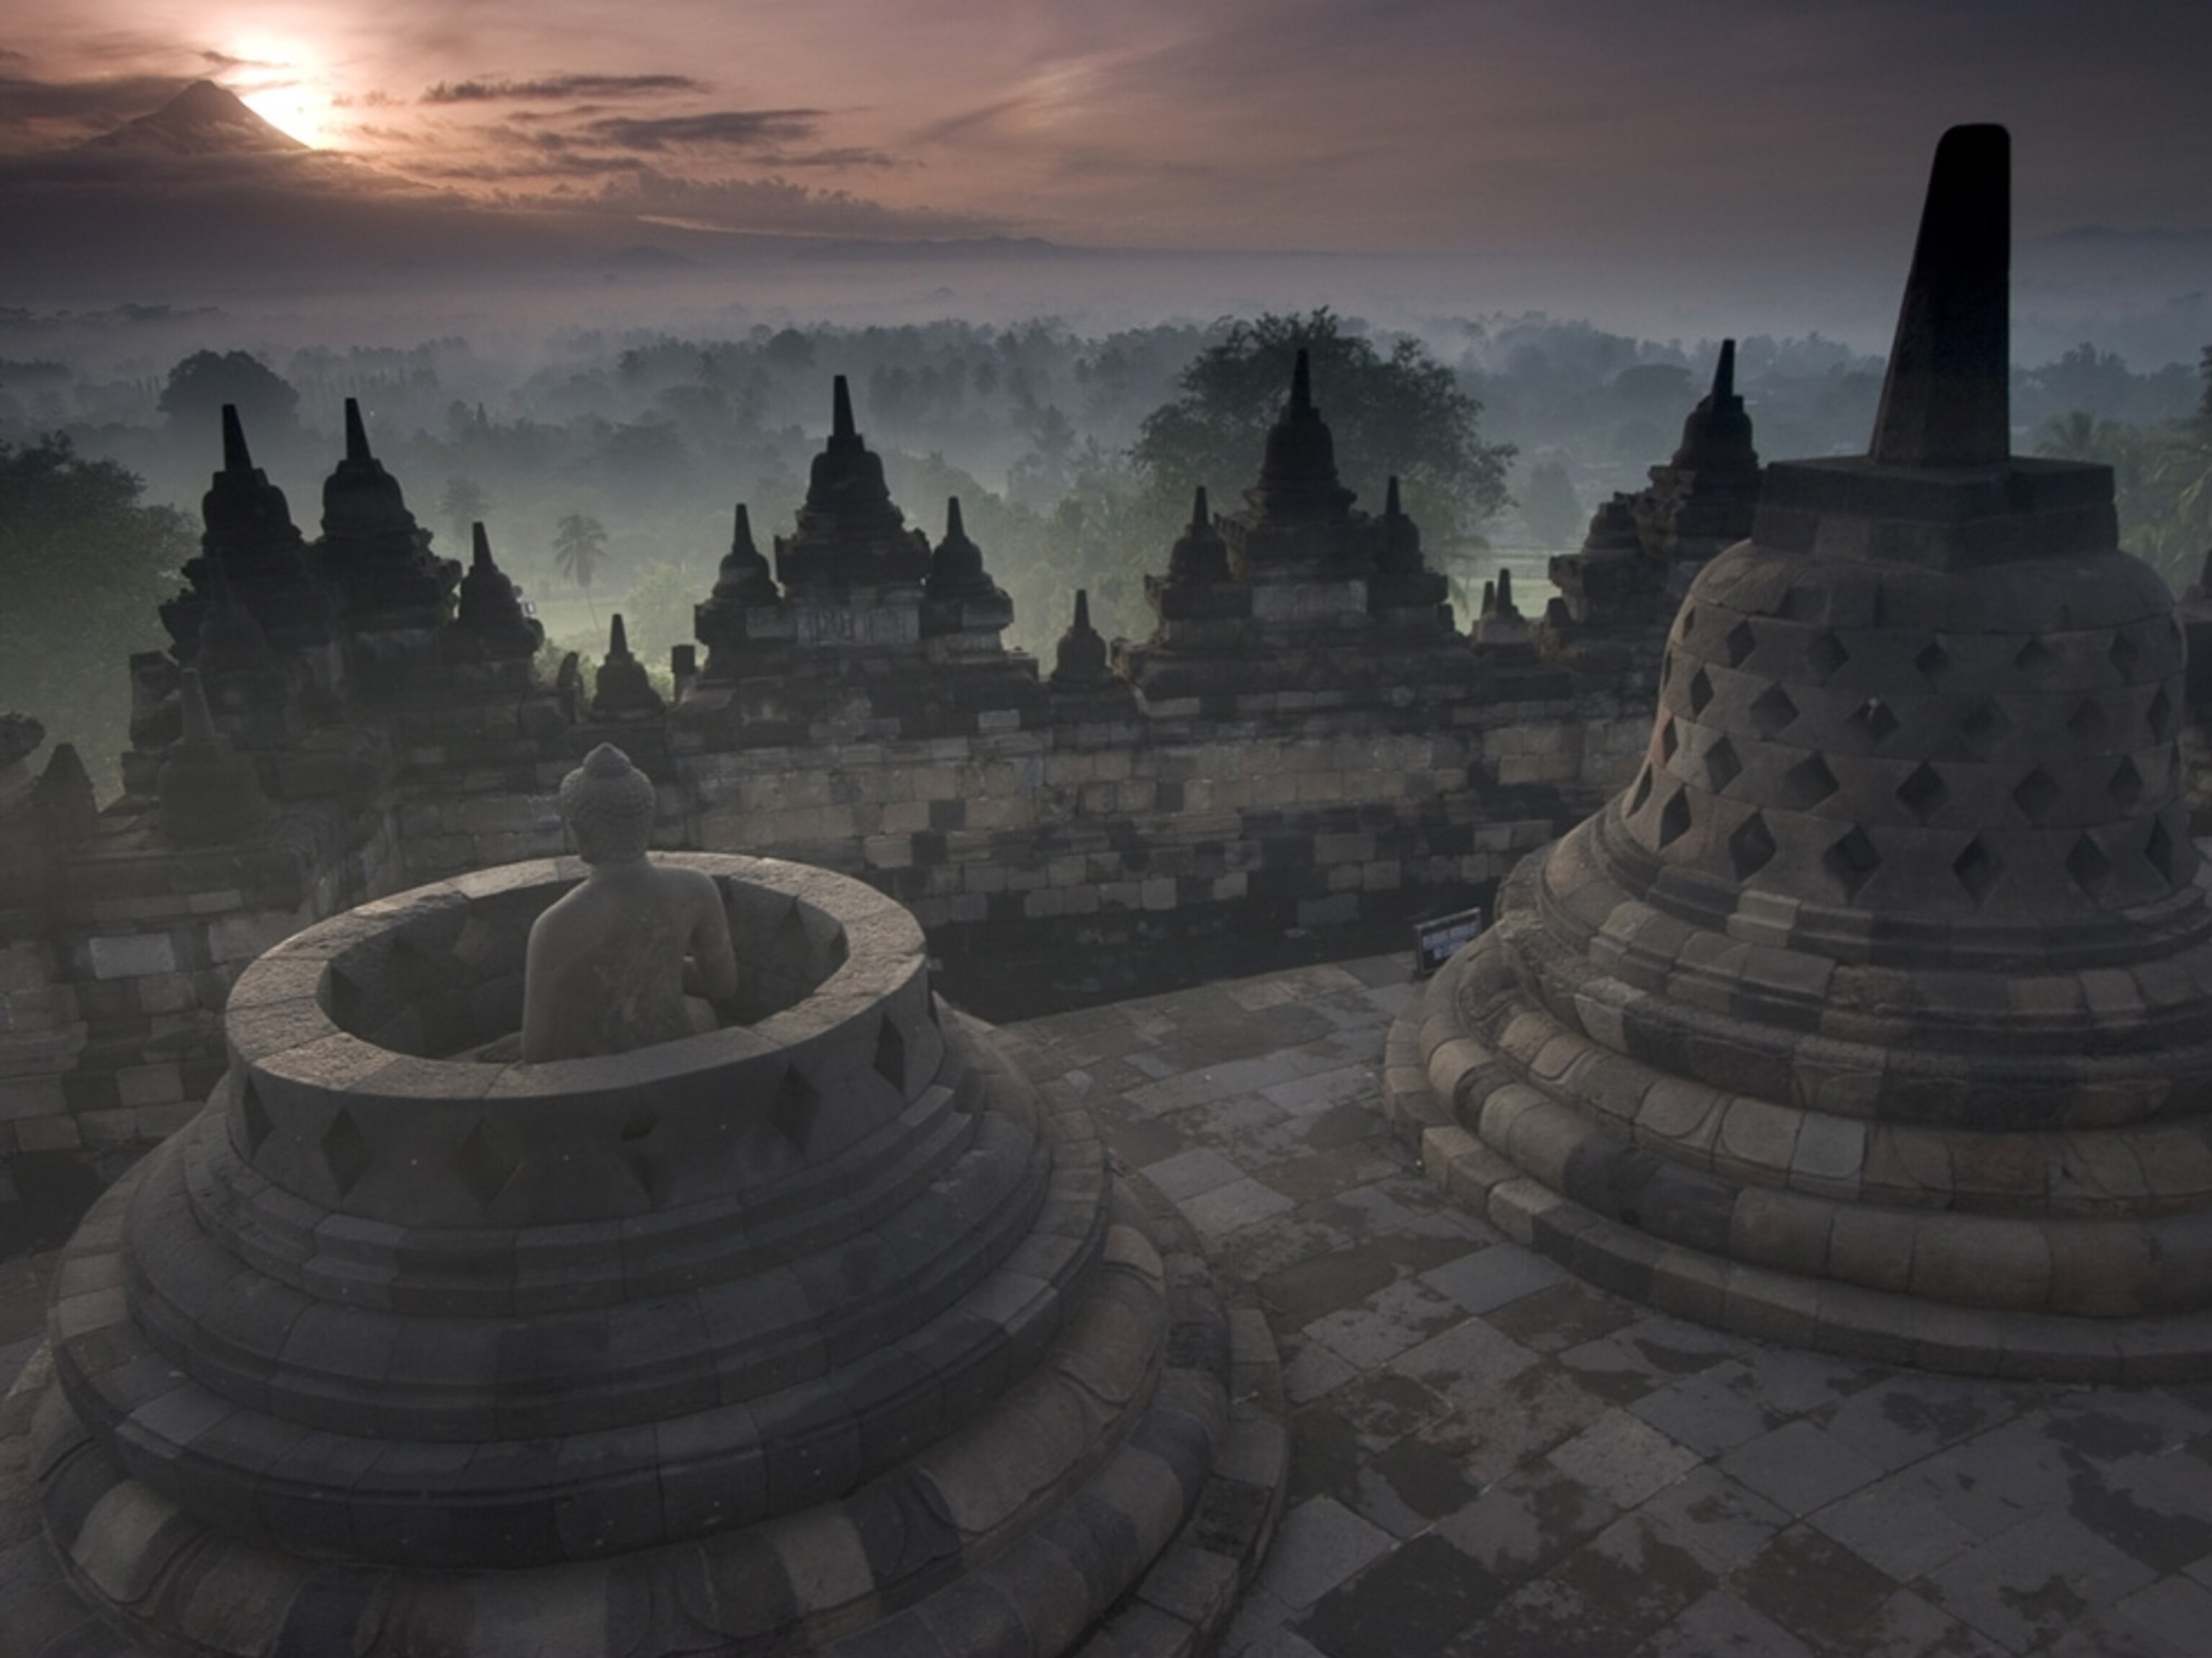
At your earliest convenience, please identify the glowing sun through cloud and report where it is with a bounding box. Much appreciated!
[238,84,326,146]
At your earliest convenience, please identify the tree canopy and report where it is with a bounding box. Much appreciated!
[1128,309,1514,568]
[156,349,300,439]
[0,435,194,799]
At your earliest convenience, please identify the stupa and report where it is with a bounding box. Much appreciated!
[5,826,1282,1651]
[1388,125,2212,1379]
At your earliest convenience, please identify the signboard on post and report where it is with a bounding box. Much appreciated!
[1413,905,1485,977]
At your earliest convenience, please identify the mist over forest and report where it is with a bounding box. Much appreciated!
[4,287,2210,802]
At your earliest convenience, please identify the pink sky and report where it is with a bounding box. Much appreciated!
[6,0,2211,256]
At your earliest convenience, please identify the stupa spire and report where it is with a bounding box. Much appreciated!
[221,405,253,473]
[343,397,371,463]
[1869,123,2010,467]
[1712,339,1735,403]
[832,375,856,441]
[472,522,495,568]
[1288,349,1313,416]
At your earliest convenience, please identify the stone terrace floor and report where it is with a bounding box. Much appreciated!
[4,954,2212,1657]
[1010,956,2212,1658]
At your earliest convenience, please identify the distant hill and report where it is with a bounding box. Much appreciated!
[78,80,309,158]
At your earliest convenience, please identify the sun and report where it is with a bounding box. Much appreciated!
[240,84,328,148]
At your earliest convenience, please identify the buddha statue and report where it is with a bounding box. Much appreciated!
[521,743,738,1060]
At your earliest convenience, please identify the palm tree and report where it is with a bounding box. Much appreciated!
[552,513,611,629]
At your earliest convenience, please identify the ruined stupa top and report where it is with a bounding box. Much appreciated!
[201,405,305,564]
[320,398,414,538]
[1667,340,1758,472]
[925,496,992,598]
[1050,589,1113,688]
[1166,487,1232,585]
[709,503,777,606]
[448,522,543,660]
[1246,349,1355,521]
[777,376,930,589]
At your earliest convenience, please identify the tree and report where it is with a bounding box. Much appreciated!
[552,512,611,627]
[1516,457,1583,548]
[1129,309,1513,578]
[156,349,300,439]
[0,435,195,799]
[438,476,488,546]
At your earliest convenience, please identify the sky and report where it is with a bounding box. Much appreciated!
[4,1,2212,347]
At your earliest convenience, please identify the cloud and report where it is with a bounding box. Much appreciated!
[0,72,192,131]
[421,73,708,104]
[578,109,826,151]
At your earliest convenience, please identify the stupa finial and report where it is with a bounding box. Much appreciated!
[1288,349,1313,416]
[343,397,371,463]
[1713,339,1736,403]
[832,375,856,441]
[1869,123,2010,467]
[1192,485,1210,527]
[221,404,252,473]
[946,496,965,540]
[471,521,493,568]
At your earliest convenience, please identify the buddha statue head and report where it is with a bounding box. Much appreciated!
[557,742,657,864]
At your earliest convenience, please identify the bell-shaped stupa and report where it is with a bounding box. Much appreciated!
[1390,125,2212,1379]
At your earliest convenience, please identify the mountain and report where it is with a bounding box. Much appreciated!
[78,80,308,158]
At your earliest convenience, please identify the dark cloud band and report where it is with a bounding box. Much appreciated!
[421,73,708,104]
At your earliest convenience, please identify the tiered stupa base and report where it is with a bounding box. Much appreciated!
[0,858,1283,1657]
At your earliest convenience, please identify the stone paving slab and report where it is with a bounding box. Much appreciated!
[1010,955,2212,1658]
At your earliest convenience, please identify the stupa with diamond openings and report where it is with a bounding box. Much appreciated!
[1388,125,2212,1379]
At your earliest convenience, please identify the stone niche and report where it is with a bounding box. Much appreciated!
[6,856,1284,1657]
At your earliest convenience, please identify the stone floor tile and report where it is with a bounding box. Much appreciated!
[1807,1372,2020,1472]
[1924,1509,2161,1653]
[1638,1588,1820,1657]
[1808,1473,1982,1582]
[1637,1465,1792,1573]
[1278,1338,1357,1406]
[1463,1575,1659,1658]
[1850,1588,2010,1658]
[1417,1243,1568,1315]
[1480,1276,1641,1353]
[1437,1365,1614,1487]
[1251,1142,1403,1207]
[1249,1496,1395,1610]
[1301,1276,1464,1369]
[2113,1576,2212,1657]
[1175,1177,1295,1240]
[1629,1362,1777,1456]
[1261,1065,1382,1119]
[1256,1242,1401,1329]
[1215,1585,1297,1654]
[1718,1419,1887,1518]
[1141,1147,1246,1202]
[1734,1521,1902,1650]
[1897,1413,2085,1541]
[1434,1466,1617,1584]
[1547,1409,1701,1510]
[1550,1511,1720,1640]
[1388,1314,1542,1405]
[1292,1533,1511,1656]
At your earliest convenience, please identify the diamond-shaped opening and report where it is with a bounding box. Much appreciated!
[1959,696,2008,758]
[1688,667,1714,716]
[2011,766,2062,825]
[620,1105,659,1142]
[1807,631,1848,684]
[2109,629,2142,679]
[874,1016,908,1093]
[1748,684,1799,739]
[1627,763,1653,816]
[1678,605,1697,640]
[1704,735,1742,793]
[2067,698,2108,745]
[454,1117,520,1211]
[1656,786,1692,849]
[1915,638,1951,689]
[1780,753,1840,810]
[2147,816,2177,884]
[2108,756,2145,811]
[1660,717,1680,763]
[1952,836,2003,903]
[2066,833,2114,896]
[771,1067,823,1150]
[1822,825,1881,900]
[321,1108,373,1198]
[1850,698,1899,744]
[1722,620,1757,668]
[769,899,811,972]
[1895,762,1948,825]
[238,1077,274,1157]
[1727,811,1777,881]
[2013,637,2060,683]
[2148,686,2176,740]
